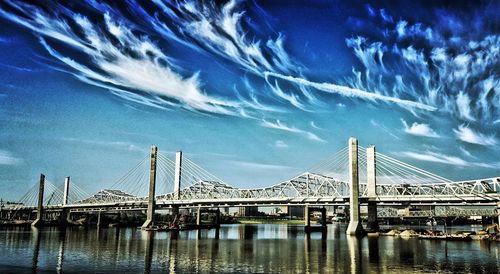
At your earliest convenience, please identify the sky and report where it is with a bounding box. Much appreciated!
[0,0,499,199]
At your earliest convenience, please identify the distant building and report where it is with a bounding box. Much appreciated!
[286,206,304,218]
[238,206,258,216]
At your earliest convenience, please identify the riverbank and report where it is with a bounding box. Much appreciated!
[372,228,500,242]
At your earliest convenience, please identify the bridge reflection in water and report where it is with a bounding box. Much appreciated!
[3,224,498,273]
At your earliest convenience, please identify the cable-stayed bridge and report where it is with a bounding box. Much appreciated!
[2,138,499,232]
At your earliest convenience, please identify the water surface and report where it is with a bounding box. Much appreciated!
[0,224,499,273]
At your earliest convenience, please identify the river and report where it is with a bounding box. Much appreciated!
[0,224,499,273]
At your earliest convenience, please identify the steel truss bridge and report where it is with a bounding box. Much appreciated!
[3,140,500,219]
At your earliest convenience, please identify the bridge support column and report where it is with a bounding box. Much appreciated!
[196,206,201,226]
[366,146,379,231]
[97,211,102,227]
[304,205,310,228]
[346,138,363,235]
[497,202,500,225]
[321,207,327,228]
[32,174,45,227]
[142,145,158,229]
[215,208,221,227]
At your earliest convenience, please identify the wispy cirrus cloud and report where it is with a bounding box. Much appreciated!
[0,150,22,166]
[397,150,498,169]
[60,138,146,153]
[453,124,498,146]
[274,140,288,148]
[265,72,437,111]
[223,159,294,172]
[370,119,400,140]
[400,119,439,138]
[0,1,244,115]
[345,7,500,126]
[135,0,297,76]
[261,119,325,142]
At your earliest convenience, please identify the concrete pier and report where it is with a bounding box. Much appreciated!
[97,211,102,227]
[346,138,363,235]
[366,146,379,231]
[304,205,310,227]
[497,202,500,225]
[195,208,221,227]
[304,206,327,232]
[32,174,45,227]
[142,145,157,229]
[196,206,201,226]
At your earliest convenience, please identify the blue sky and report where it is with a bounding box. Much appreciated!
[0,0,499,199]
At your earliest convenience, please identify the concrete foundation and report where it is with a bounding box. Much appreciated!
[346,138,363,235]
[366,146,379,231]
[142,146,157,229]
[32,174,45,227]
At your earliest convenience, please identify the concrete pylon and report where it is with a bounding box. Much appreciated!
[32,174,45,227]
[142,145,157,229]
[366,146,379,231]
[304,205,310,227]
[172,151,182,217]
[196,206,202,226]
[346,138,363,235]
[63,177,70,206]
[60,176,71,225]
[174,151,182,200]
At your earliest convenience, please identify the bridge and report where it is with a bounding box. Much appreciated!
[1,138,499,234]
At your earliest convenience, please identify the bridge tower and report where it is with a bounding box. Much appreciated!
[142,145,157,229]
[366,146,379,231]
[32,174,45,227]
[346,138,363,235]
[63,176,70,206]
[172,151,182,216]
[60,176,72,225]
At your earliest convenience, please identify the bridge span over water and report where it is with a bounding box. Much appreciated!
[2,138,500,233]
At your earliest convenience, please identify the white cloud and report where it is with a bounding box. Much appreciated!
[453,124,498,146]
[459,146,476,159]
[398,150,498,169]
[223,160,293,171]
[261,119,325,142]
[400,119,440,138]
[0,1,243,116]
[310,121,323,130]
[274,140,288,148]
[150,0,296,76]
[0,150,22,165]
[370,119,401,140]
[60,138,145,153]
[344,13,500,127]
[265,72,437,111]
